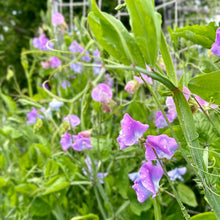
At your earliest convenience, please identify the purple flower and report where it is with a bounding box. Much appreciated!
[70,61,83,73]
[124,80,139,94]
[104,73,114,88]
[211,28,220,56]
[155,111,175,128]
[72,134,93,151]
[93,49,102,74]
[60,132,72,151]
[52,13,64,26]
[145,134,178,161]
[194,95,218,110]
[49,99,64,111]
[49,56,61,68]
[128,172,140,181]
[132,161,164,203]
[27,107,43,124]
[83,156,108,184]
[117,113,149,150]
[134,73,152,85]
[33,34,54,51]
[93,49,100,61]
[168,167,187,181]
[63,115,80,129]
[91,83,112,103]
[166,97,177,118]
[69,40,91,62]
[61,80,71,89]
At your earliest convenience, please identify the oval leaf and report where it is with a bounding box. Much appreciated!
[177,183,198,207]
[191,212,217,220]
[188,71,220,105]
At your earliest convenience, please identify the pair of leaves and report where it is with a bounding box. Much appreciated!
[88,0,161,68]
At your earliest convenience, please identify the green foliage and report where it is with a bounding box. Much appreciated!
[88,0,145,68]
[169,22,218,49]
[188,71,220,105]
[125,0,162,67]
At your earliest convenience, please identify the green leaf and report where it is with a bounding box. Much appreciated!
[0,93,17,114]
[44,159,59,179]
[191,212,217,220]
[188,71,220,105]
[30,197,51,217]
[0,154,6,169]
[71,214,99,220]
[125,0,161,67]
[177,183,198,207]
[15,183,37,196]
[43,176,70,195]
[88,0,145,68]
[0,177,7,188]
[170,22,217,49]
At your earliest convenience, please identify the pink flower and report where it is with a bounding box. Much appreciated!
[124,80,139,94]
[52,13,65,26]
[91,83,112,103]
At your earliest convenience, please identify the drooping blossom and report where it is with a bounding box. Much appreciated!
[168,167,187,181]
[166,97,177,119]
[72,134,93,151]
[132,161,164,203]
[83,156,108,184]
[49,99,64,111]
[155,111,175,128]
[211,27,220,56]
[63,115,80,129]
[78,130,91,138]
[69,40,91,62]
[27,107,43,125]
[117,113,149,150]
[60,132,72,151]
[104,73,114,88]
[41,61,50,69]
[145,134,178,161]
[91,83,112,103]
[124,80,139,94]
[61,80,71,89]
[52,13,64,26]
[49,56,61,68]
[70,61,83,73]
[134,73,153,85]
[33,34,54,51]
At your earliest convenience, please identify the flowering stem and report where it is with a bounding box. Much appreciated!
[147,142,190,220]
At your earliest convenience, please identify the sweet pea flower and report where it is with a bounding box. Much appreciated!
[104,73,114,88]
[27,107,43,124]
[134,73,152,85]
[70,61,83,73]
[49,56,61,68]
[49,99,64,111]
[211,27,220,56]
[91,83,112,103]
[117,113,149,150]
[72,134,93,151]
[83,156,108,184]
[61,80,71,89]
[132,161,164,203]
[41,61,50,69]
[69,40,91,62]
[166,96,177,117]
[128,172,140,181]
[60,132,72,151]
[155,111,175,128]
[93,49,102,74]
[63,115,80,129]
[168,167,187,181]
[124,80,139,94]
[33,34,54,51]
[52,13,64,26]
[145,134,178,161]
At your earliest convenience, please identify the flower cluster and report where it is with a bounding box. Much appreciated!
[60,115,93,151]
[117,113,182,202]
[33,34,54,51]
[41,56,61,69]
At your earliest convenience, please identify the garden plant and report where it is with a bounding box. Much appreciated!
[0,0,220,219]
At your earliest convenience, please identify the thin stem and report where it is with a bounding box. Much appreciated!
[153,198,161,220]
[94,187,107,219]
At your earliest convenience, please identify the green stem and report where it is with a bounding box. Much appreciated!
[94,187,107,219]
[153,198,161,220]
